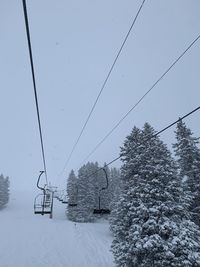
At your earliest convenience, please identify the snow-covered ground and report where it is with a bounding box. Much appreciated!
[0,190,114,267]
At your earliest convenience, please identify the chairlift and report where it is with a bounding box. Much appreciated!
[93,208,110,214]
[34,193,51,214]
[54,190,65,202]
[34,171,53,216]
[62,195,68,204]
[93,168,110,215]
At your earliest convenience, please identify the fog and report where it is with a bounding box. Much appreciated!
[0,0,199,190]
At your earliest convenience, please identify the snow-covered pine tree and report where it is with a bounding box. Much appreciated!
[67,170,78,205]
[108,167,121,211]
[173,120,200,226]
[0,174,9,209]
[110,123,200,267]
[75,162,98,222]
[66,170,78,221]
[0,174,4,209]
[4,176,9,206]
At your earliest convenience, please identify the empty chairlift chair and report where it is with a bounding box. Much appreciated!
[62,195,68,204]
[58,191,64,202]
[93,168,110,215]
[34,192,52,215]
[34,171,53,216]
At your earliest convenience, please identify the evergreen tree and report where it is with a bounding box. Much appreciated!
[0,174,10,209]
[75,162,98,222]
[67,170,78,205]
[108,167,121,211]
[66,170,78,221]
[173,120,200,226]
[110,123,200,267]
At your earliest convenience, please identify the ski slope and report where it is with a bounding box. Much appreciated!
[0,191,114,267]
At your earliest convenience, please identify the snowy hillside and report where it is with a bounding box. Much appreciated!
[0,190,114,267]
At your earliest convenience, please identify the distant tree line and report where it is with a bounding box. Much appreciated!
[0,174,10,209]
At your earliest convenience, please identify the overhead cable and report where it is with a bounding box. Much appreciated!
[22,0,48,183]
[59,0,147,176]
[86,105,200,178]
[80,34,200,165]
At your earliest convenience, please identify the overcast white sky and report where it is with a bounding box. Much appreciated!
[0,0,200,191]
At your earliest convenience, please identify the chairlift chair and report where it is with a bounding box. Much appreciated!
[54,190,65,202]
[34,171,53,216]
[34,193,52,215]
[93,208,110,214]
[62,195,68,204]
[93,168,111,215]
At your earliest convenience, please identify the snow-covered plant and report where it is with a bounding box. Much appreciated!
[67,170,78,205]
[0,174,9,209]
[66,170,78,221]
[74,162,98,222]
[173,120,200,226]
[108,167,121,211]
[110,123,200,267]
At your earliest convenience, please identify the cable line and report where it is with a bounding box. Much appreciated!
[79,34,200,165]
[86,105,200,178]
[22,0,48,183]
[59,0,147,176]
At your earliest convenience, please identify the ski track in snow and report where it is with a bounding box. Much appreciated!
[0,191,114,267]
